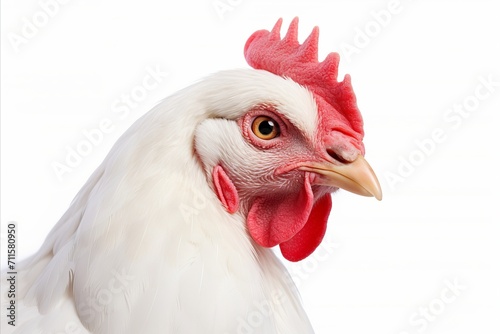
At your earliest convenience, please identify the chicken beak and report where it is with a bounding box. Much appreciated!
[300,156,383,200]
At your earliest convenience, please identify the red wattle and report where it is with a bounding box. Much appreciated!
[279,194,332,262]
[247,175,314,248]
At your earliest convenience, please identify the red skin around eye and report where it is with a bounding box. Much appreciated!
[238,106,291,150]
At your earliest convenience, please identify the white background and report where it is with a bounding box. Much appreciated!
[1,0,499,333]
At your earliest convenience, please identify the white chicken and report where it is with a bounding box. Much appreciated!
[2,18,381,334]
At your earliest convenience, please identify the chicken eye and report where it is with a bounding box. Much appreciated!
[251,116,280,140]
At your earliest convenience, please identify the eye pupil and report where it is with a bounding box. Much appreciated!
[258,120,274,135]
[251,115,280,140]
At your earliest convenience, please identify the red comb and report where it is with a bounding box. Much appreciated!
[244,17,364,140]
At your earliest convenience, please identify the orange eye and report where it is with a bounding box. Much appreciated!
[251,116,280,140]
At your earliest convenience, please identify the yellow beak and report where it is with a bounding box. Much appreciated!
[300,155,382,200]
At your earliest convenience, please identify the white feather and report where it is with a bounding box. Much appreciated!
[1,69,319,333]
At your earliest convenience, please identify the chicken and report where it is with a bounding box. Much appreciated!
[2,17,381,334]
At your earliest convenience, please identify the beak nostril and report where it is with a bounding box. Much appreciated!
[326,149,350,164]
